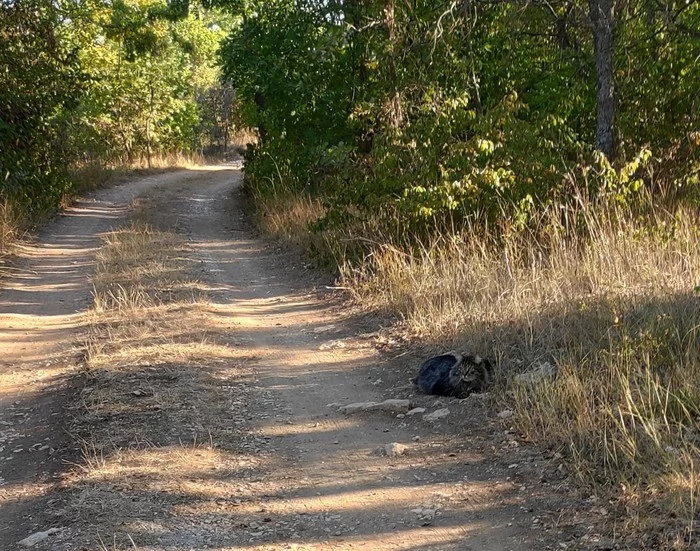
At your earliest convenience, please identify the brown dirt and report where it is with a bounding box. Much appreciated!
[1,166,601,550]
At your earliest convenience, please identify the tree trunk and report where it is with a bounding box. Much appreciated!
[589,0,615,160]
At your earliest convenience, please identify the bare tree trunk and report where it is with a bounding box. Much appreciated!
[589,0,615,160]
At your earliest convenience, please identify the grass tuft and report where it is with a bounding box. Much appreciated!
[0,200,21,259]
[251,187,326,249]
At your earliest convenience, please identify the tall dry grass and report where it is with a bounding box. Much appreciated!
[251,187,326,250]
[251,184,699,542]
[341,199,699,541]
[0,200,20,256]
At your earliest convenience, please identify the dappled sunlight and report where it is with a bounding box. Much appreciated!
[247,481,507,517]
[184,165,241,172]
[260,418,361,437]
[293,525,488,550]
[0,171,579,550]
[0,363,72,397]
[0,312,81,328]
[80,445,263,492]
[0,314,85,365]
[0,480,55,506]
[87,336,243,368]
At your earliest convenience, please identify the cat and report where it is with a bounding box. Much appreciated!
[414,352,493,398]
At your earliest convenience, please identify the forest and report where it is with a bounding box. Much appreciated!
[1,0,698,545]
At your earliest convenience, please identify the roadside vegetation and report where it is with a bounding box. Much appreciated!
[0,0,242,256]
[216,0,699,545]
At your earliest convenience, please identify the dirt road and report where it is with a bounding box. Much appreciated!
[1,166,579,550]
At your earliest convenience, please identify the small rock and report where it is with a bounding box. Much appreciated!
[497,409,514,419]
[411,508,437,520]
[19,528,63,547]
[465,391,490,400]
[319,339,347,350]
[405,407,426,416]
[423,408,450,422]
[385,443,408,456]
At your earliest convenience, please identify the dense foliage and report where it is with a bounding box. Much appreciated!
[0,0,234,215]
[220,0,698,234]
[0,0,85,211]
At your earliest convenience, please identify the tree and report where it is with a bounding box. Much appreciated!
[589,0,616,160]
[1,0,235,216]
[0,0,86,211]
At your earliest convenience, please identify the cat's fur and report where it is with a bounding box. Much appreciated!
[413,352,493,398]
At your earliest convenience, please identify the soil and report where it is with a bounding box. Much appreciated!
[0,165,600,550]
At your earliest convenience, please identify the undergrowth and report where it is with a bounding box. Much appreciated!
[0,200,21,258]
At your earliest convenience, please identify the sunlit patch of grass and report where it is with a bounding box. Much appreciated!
[252,187,326,250]
[77,444,259,495]
[64,207,258,548]
[85,220,247,369]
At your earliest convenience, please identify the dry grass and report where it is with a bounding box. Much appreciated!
[252,184,699,544]
[64,205,256,547]
[84,217,243,433]
[69,153,205,196]
[339,200,699,544]
[252,188,326,249]
[229,128,258,150]
[133,152,206,170]
[0,200,21,257]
